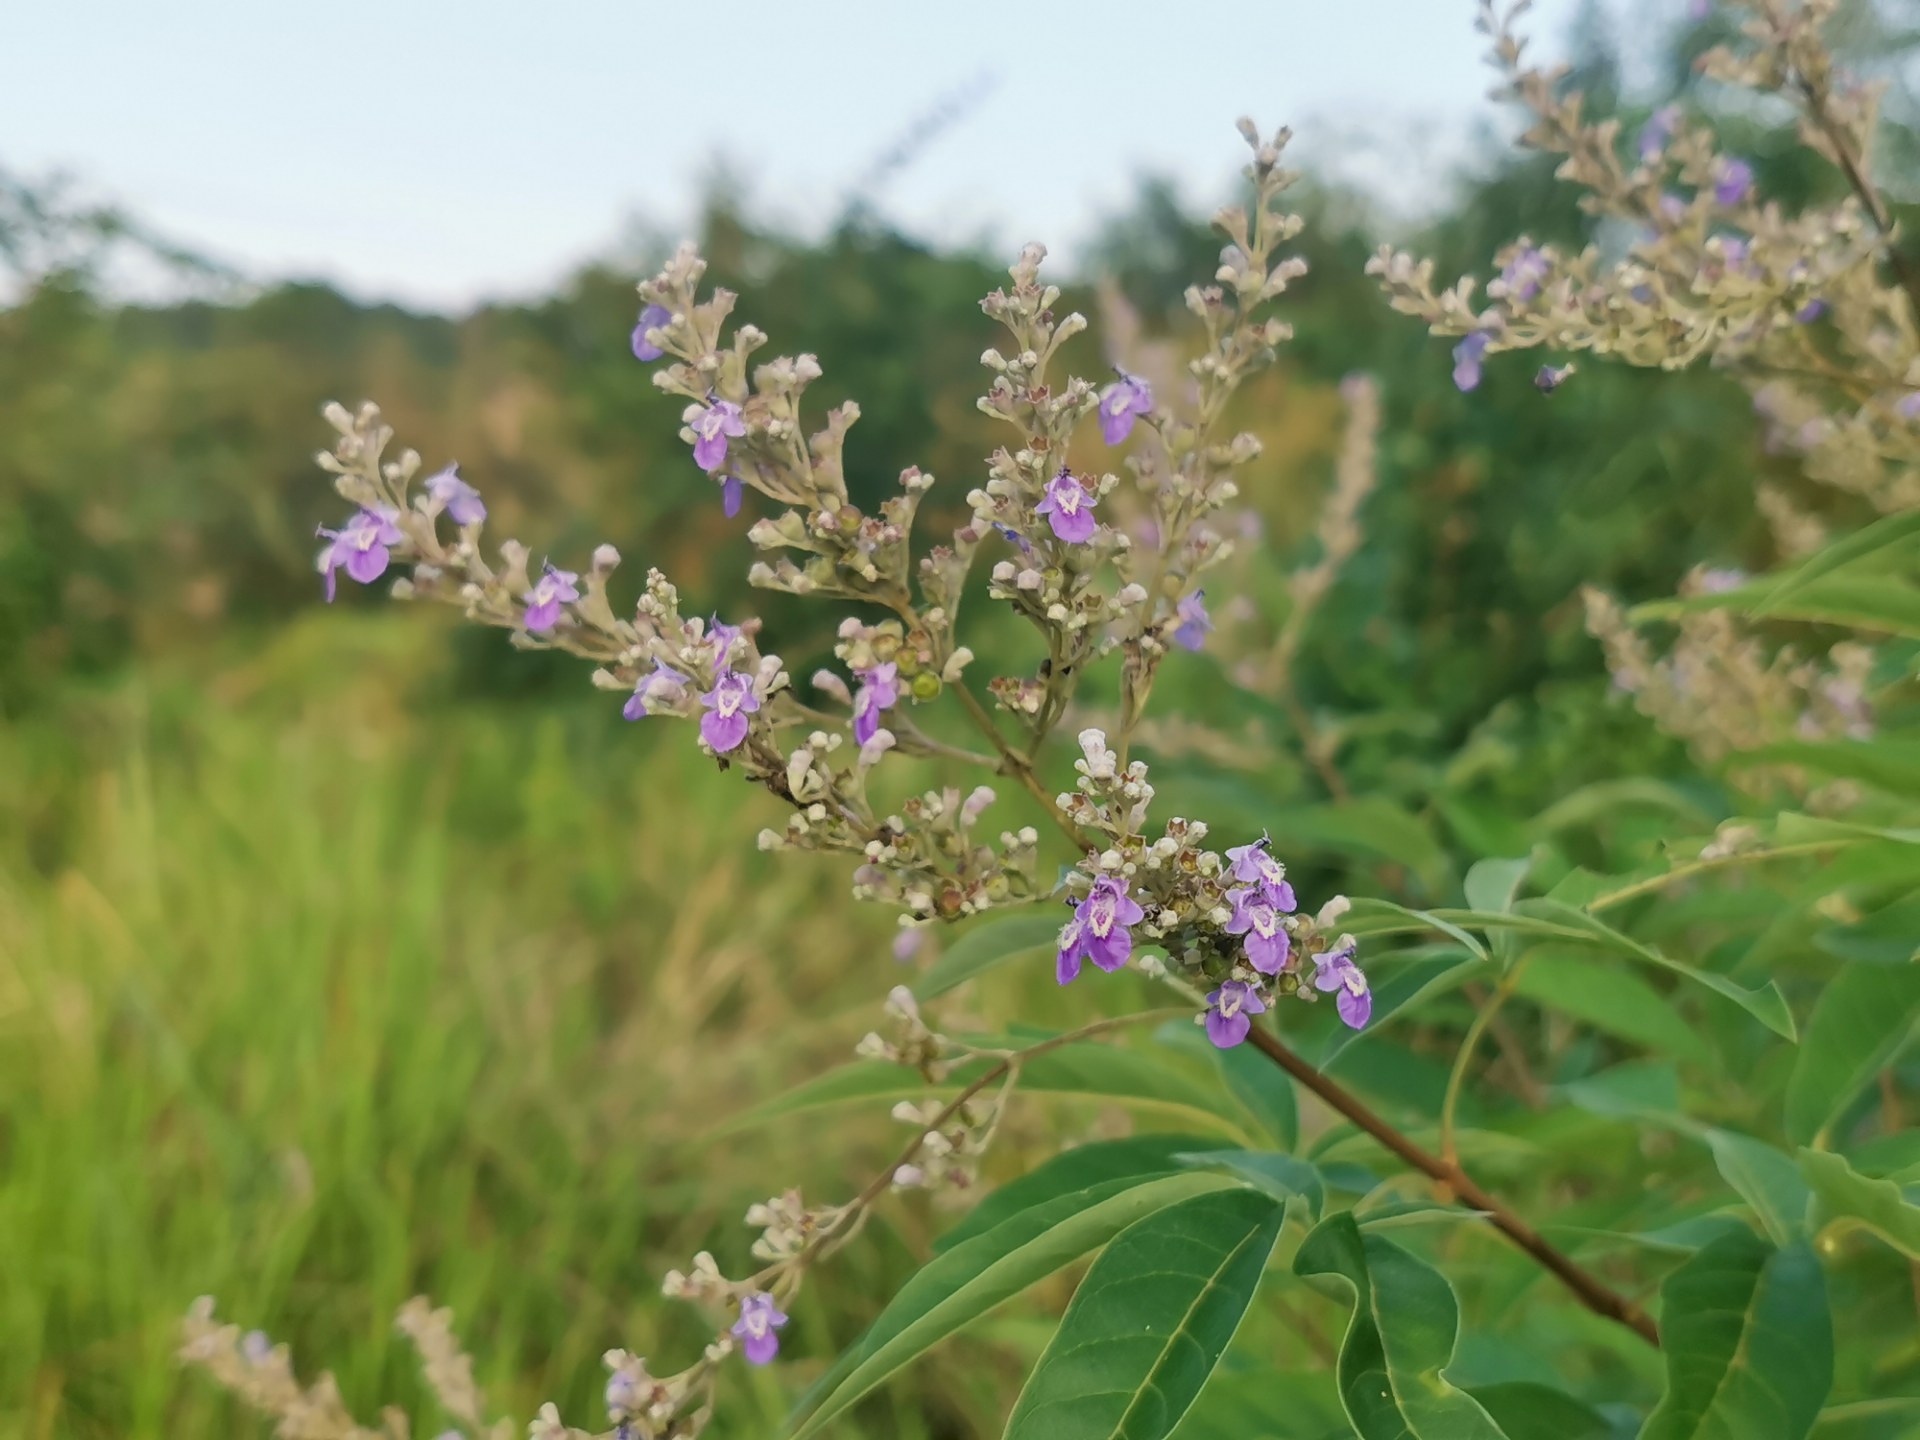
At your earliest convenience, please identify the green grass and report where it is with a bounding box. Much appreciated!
[0,615,994,1439]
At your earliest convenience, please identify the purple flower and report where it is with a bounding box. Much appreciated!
[1657,192,1688,223]
[1097,373,1153,444]
[1720,236,1751,270]
[690,399,747,473]
[1312,941,1371,1029]
[1795,298,1828,324]
[1639,104,1681,161]
[1225,886,1293,975]
[1056,877,1146,983]
[1713,157,1754,207]
[1688,0,1712,19]
[1535,364,1574,394]
[1899,392,1920,421]
[1224,836,1296,909]
[623,662,688,720]
[1035,470,1098,543]
[1205,980,1267,1049]
[423,464,486,526]
[1172,592,1213,652]
[631,302,672,362]
[731,1292,788,1366]
[315,506,404,601]
[699,669,761,753]
[853,662,899,745]
[719,473,745,519]
[1452,332,1490,392]
[708,617,744,666]
[1497,246,1549,303]
[522,564,580,633]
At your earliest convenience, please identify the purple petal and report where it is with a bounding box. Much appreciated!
[742,1330,779,1366]
[1056,945,1082,985]
[721,474,744,517]
[632,303,671,361]
[700,709,751,753]
[1206,1009,1251,1048]
[1098,407,1135,445]
[525,598,561,633]
[344,544,389,585]
[1337,987,1372,1029]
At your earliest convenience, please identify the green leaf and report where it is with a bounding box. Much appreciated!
[1745,739,1920,800]
[1754,508,1920,613]
[914,912,1067,1000]
[1799,1148,1920,1260]
[1319,950,1489,1066]
[1003,1187,1286,1440]
[1342,897,1489,962]
[936,1136,1213,1254]
[1633,575,1920,639]
[1514,899,1796,1040]
[1292,1211,1509,1439]
[1784,962,1920,1146]
[1706,1130,1811,1246]
[1511,953,1712,1064]
[1559,1059,1681,1119]
[1174,1149,1325,1221]
[1642,1229,1833,1440]
[1166,1368,1345,1439]
[787,1171,1236,1439]
[1466,1382,1614,1440]
[1210,1036,1300,1151]
[727,1045,1244,1138]
[1464,855,1532,965]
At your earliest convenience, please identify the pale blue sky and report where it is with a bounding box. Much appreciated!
[5,0,1640,310]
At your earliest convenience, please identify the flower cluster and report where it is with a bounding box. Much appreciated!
[1052,729,1368,1046]
[194,118,1374,1440]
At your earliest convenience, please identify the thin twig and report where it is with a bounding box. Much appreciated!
[949,681,1098,852]
[1243,1023,1661,1347]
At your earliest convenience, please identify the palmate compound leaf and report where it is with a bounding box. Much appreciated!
[785,1170,1239,1439]
[1002,1187,1286,1440]
[1642,1228,1834,1440]
[1291,1211,1510,1440]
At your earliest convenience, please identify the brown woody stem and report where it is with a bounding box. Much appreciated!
[1243,1023,1661,1348]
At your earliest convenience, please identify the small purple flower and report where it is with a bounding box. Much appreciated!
[1224,836,1296,910]
[853,662,899,746]
[690,398,747,473]
[992,521,1033,556]
[1205,980,1267,1049]
[1056,877,1146,982]
[731,1292,788,1366]
[1688,0,1712,20]
[522,564,580,633]
[1496,246,1549,303]
[315,506,404,601]
[1720,236,1751,270]
[1035,470,1098,544]
[1172,591,1213,652]
[623,662,688,720]
[1697,566,1748,594]
[1795,298,1828,324]
[1899,391,1920,421]
[423,464,486,526]
[708,616,744,666]
[1535,364,1574,394]
[241,1331,273,1365]
[699,670,761,753]
[1713,156,1754,207]
[1312,941,1371,1030]
[719,473,745,519]
[1639,104,1681,161]
[1225,886,1293,975]
[1097,373,1153,444]
[631,302,672,362]
[1452,332,1490,393]
[1657,191,1688,223]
